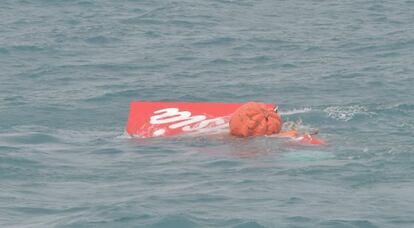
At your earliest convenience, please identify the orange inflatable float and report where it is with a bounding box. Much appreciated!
[229,102,282,137]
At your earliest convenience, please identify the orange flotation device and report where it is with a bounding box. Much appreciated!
[229,102,282,137]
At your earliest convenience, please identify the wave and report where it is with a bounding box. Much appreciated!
[323,105,373,121]
[279,107,312,116]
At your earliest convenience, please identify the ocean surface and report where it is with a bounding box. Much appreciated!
[1,0,414,227]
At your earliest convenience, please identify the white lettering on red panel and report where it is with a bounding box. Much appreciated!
[149,107,228,136]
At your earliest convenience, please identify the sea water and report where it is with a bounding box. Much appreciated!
[1,0,413,227]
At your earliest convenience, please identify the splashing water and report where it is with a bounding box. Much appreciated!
[323,105,373,121]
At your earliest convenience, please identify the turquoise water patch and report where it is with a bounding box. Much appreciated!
[1,0,413,227]
[281,150,335,162]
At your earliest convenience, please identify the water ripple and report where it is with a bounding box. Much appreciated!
[1,0,413,227]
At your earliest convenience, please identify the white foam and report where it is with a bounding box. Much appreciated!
[324,105,370,121]
[279,107,312,116]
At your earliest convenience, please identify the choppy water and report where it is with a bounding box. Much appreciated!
[1,0,414,227]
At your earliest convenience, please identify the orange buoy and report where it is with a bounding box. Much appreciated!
[229,102,282,137]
